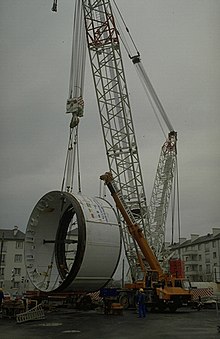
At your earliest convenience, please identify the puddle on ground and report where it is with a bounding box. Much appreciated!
[38,322,63,327]
[62,330,81,333]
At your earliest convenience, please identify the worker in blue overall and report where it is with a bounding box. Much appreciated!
[137,288,146,318]
[0,288,4,311]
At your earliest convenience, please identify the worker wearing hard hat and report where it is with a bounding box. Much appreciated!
[137,288,146,318]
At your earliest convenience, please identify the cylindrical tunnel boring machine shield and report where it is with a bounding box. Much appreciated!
[25,191,121,293]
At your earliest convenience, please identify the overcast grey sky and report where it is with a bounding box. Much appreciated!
[0,0,219,242]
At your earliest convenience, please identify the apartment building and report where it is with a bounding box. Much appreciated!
[0,226,30,295]
[1,225,220,296]
[171,228,220,282]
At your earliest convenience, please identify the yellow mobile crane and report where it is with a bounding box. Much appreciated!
[100,172,191,312]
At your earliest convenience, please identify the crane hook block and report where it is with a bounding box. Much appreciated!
[130,52,141,64]
[51,0,57,12]
[66,97,84,117]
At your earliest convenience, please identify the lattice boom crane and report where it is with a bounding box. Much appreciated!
[52,0,179,281]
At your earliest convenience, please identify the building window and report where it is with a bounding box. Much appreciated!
[2,243,7,251]
[198,244,201,250]
[14,254,22,263]
[199,265,202,272]
[213,252,217,259]
[13,282,20,289]
[0,268,4,276]
[192,265,198,271]
[205,253,210,263]
[205,243,209,252]
[206,264,211,274]
[212,241,216,248]
[14,268,21,275]
[0,254,6,263]
[16,241,23,249]
[199,255,202,260]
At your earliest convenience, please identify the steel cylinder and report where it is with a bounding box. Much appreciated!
[25,191,121,293]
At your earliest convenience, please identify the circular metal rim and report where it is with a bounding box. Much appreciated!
[54,193,86,292]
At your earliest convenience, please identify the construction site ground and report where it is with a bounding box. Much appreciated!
[1,307,219,339]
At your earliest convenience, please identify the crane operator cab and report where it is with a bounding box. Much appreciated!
[145,270,191,290]
[175,278,191,290]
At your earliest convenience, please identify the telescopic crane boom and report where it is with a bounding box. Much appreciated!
[100,172,163,279]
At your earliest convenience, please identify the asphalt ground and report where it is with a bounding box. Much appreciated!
[1,308,219,339]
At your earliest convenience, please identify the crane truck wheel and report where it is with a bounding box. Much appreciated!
[158,301,167,312]
[168,303,178,313]
[118,293,130,309]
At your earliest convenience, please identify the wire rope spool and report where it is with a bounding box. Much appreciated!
[25,191,121,293]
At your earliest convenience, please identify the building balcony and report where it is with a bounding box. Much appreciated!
[184,260,198,265]
[182,249,197,255]
[185,269,198,275]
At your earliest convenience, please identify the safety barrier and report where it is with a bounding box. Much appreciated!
[16,303,45,324]
[191,287,213,301]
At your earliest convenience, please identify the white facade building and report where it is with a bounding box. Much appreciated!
[171,228,220,282]
[1,225,220,295]
[0,226,31,295]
